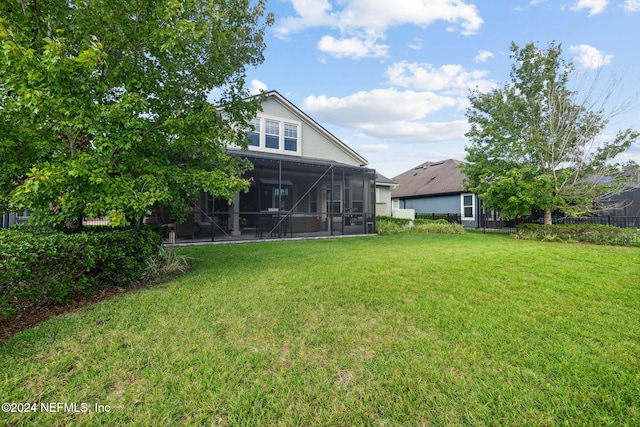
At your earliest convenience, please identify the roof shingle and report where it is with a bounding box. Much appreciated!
[391,159,467,198]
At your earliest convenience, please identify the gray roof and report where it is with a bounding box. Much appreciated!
[391,159,467,198]
[375,173,397,186]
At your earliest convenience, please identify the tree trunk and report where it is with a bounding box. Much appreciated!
[544,208,552,225]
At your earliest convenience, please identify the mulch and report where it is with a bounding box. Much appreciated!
[0,269,190,347]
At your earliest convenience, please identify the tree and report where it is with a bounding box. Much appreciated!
[0,0,273,229]
[462,42,639,225]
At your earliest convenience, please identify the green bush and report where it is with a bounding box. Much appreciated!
[514,224,640,246]
[415,213,461,223]
[376,216,465,235]
[0,226,162,318]
[413,221,465,234]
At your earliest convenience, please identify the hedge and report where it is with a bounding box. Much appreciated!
[0,226,162,318]
[376,216,465,235]
[514,224,640,246]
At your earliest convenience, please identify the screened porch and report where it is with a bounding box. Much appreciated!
[169,151,377,242]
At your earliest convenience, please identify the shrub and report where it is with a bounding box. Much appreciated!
[413,221,465,235]
[0,226,162,318]
[415,213,461,223]
[142,245,191,281]
[376,216,465,235]
[514,224,640,246]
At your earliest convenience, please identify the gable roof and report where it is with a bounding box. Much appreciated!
[391,159,467,198]
[260,91,369,167]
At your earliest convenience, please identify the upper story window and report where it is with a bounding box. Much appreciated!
[265,119,280,149]
[284,123,298,152]
[246,115,301,155]
[248,118,260,147]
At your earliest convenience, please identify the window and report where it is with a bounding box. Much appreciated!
[461,194,475,220]
[246,116,301,155]
[247,118,260,146]
[265,119,279,149]
[284,123,298,151]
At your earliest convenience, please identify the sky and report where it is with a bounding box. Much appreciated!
[244,0,640,178]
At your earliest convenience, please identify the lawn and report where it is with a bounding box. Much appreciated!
[1,233,639,426]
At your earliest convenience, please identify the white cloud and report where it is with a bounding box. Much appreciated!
[570,0,608,15]
[276,0,337,38]
[570,44,613,69]
[303,89,459,125]
[624,0,640,11]
[475,50,494,63]
[408,37,423,50]
[317,35,389,59]
[301,89,469,142]
[275,0,483,59]
[278,0,483,36]
[248,79,268,95]
[386,61,495,94]
[355,143,390,154]
[359,120,469,142]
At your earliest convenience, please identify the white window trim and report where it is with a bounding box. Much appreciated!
[461,193,475,221]
[247,114,302,156]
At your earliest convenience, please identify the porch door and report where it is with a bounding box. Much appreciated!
[325,184,342,233]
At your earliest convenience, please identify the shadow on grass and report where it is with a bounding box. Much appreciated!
[0,268,192,346]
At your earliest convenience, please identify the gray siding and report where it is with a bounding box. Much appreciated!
[402,194,460,213]
[398,193,479,228]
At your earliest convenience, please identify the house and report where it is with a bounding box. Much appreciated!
[164,91,379,241]
[591,169,640,228]
[374,173,397,216]
[1,92,390,238]
[391,159,479,228]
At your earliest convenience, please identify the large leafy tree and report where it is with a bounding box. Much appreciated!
[0,0,273,229]
[462,42,638,225]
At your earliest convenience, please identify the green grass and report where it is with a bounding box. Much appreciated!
[1,233,639,426]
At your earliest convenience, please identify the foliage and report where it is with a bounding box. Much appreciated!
[415,213,461,223]
[376,216,464,235]
[142,245,191,281]
[0,226,162,317]
[0,0,273,229]
[463,41,639,224]
[514,223,640,246]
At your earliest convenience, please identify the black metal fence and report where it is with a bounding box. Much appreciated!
[479,211,640,233]
[415,213,462,223]
[414,211,640,233]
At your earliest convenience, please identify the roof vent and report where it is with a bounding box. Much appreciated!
[431,161,444,166]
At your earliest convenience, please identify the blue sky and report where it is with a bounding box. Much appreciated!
[245,0,640,178]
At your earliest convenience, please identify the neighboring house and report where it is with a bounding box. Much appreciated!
[392,161,640,230]
[391,159,480,228]
[374,173,397,217]
[158,91,379,241]
[592,169,640,227]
